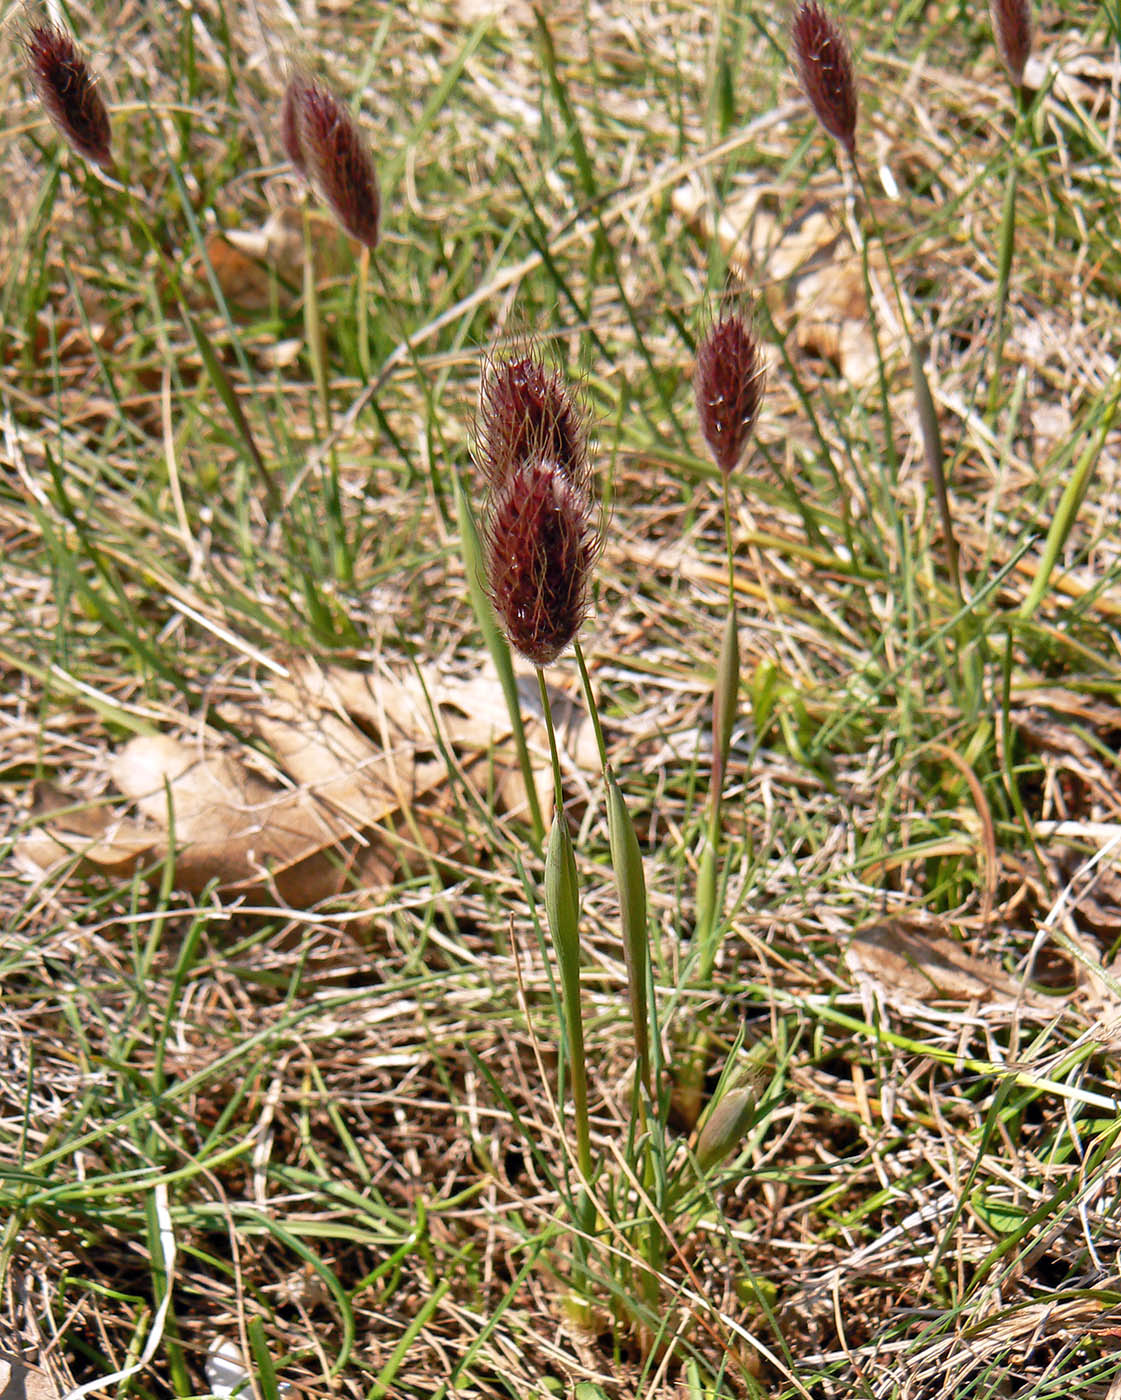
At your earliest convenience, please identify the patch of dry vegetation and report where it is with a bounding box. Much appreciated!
[3,0,1121,1396]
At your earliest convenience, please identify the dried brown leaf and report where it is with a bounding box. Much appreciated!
[671,181,894,386]
[111,734,345,891]
[0,1349,60,1400]
[846,920,1054,1014]
[199,209,349,313]
[18,780,157,877]
[18,660,600,906]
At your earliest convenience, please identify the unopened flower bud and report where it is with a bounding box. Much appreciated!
[694,1086,757,1174]
[25,22,113,173]
[792,2,858,158]
[694,310,765,477]
[281,71,380,249]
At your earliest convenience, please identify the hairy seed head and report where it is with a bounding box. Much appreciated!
[990,0,1032,89]
[279,72,308,175]
[25,22,113,172]
[792,2,858,157]
[477,352,588,491]
[281,72,380,249]
[694,311,765,477]
[483,456,601,667]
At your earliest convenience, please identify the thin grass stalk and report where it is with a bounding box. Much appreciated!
[909,338,962,604]
[358,243,372,381]
[987,158,1020,424]
[999,628,1049,887]
[369,1280,451,1398]
[537,666,592,1185]
[606,768,652,1104]
[572,638,608,771]
[1019,369,1121,620]
[694,624,735,979]
[121,171,346,639]
[751,295,859,557]
[572,639,652,1104]
[845,204,981,766]
[850,160,963,605]
[182,295,337,638]
[179,298,281,520]
[451,471,545,850]
[537,665,596,1315]
[368,249,450,525]
[301,202,352,587]
[693,792,719,969]
[247,1316,283,1400]
[851,187,900,499]
[696,474,739,981]
[145,1191,190,1397]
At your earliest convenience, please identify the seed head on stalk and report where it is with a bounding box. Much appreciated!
[280,70,380,249]
[483,454,601,667]
[989,0,1033,91]
[474,348,605,1214]
[694,309,766,479]
[24,22,114,173]
[476,349,601,667]
[792,2,858,159]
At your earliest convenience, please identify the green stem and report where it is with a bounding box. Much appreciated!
[988,158,1019,424]
[302,203,350,587]
[538,666,566,818]
[452,473,545,849]
[358,242,372,382]
[574,640,652,1106]
[851,158,962,607]
[696,478,740,981]
[573,639,608,771]
[537,667,593,1185]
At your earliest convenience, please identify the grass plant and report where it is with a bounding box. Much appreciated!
[4,0,1121,1396]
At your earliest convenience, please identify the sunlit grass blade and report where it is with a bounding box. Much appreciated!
[452,469,545,848]
[1019,367,1121,620]
[606,766,651,1100]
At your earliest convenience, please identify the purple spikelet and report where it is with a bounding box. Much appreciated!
[279,73,308,176]
[477,353,588,490]
[792,2,858,158]
[990,0,1033,89]
[476,351,601,667]
[694,310,766,477]
[25,22,113,172]
[484,459,600,666]
[281,71,380,249]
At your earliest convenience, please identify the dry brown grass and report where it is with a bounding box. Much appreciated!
[4,0,1121,1396]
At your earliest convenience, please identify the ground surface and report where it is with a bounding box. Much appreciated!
[3,0,1121,1396]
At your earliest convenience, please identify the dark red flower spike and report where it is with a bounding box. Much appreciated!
[25,22,113,172]
[792,2,859,158]
[694,310,766,478]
